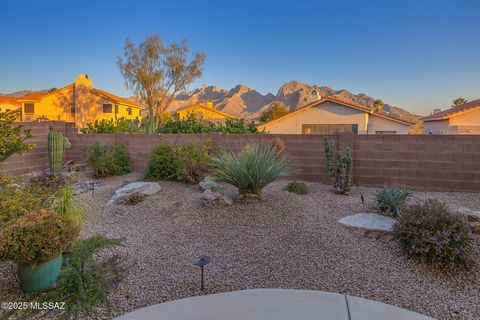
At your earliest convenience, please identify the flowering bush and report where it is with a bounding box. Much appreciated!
[393,199,473,268]
[0,210,79,265]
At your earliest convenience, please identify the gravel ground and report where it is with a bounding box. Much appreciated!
[1,173,479,320]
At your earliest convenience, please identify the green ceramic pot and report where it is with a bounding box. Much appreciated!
[17,254,63,294]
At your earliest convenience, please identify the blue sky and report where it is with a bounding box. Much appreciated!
[1,0,479,115]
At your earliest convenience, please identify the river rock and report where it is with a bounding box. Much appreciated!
[108,181,161,205]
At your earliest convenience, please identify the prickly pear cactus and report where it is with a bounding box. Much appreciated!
[48,125,70,173]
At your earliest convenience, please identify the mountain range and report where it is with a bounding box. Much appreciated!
[170,81,420,123]
[1,82,420,123]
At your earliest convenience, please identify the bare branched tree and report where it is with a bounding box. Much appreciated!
[117,35,205,132]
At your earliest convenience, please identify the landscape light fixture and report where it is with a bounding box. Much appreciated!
[193,256,210,291]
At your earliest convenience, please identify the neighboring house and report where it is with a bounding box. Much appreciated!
[421,99,480,134]
[257,96,413,134]
[173,101,235,123]
[0,96,22,113]
[2,74,143,128]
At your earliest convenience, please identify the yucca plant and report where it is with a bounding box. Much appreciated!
[211,143,292,200]
[375,186,412,217]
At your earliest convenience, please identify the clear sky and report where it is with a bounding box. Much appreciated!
[1,0,479,115]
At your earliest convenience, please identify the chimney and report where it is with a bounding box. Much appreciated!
[433,108,441,114]
[74,74,93,127]
[205,100,213,108]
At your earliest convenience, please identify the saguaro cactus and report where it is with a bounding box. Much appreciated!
[48,125,71,173]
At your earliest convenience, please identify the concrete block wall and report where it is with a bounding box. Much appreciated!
[1,121,479,192]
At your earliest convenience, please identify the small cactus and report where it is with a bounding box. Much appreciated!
[324,137,352,194]
[48,125,71,173]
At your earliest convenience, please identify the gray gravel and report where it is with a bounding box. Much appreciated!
[1,173,479,320]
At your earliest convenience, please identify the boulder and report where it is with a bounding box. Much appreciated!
[456,207,480,235]
[201,189,233,207]
[108,181,161,205]
[338,213,397,240]
[199,177,220,192]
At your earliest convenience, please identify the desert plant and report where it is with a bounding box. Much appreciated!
[0,110,34,163]
[323,137,352,194]
[48,124,71,173]
[375,186,412,217]
[86,143,131,178]
[144,142,211,183]
[0,210,79,266]
[393,199,473,268]
[29,172,67,190]
[6,236,124,319]
[285,181,308,195]
[80,118,142,134]
[211,143,292,200]
[56,183,86,224]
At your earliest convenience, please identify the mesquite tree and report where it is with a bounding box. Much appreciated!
[117,35,205,132]
[0,111,34,163]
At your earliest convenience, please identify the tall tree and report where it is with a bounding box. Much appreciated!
[452,98,467,106]
[117,35,205,132]
[0,111,34,163]
[260,102,289,123]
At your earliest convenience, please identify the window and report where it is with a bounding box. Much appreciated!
[375,131,396,134]
[115,104,119,114]
[70,106,75,115]
[126,107,132,116]
[24,103,35,114]
[103,104,113,113]
[302,124,358,134]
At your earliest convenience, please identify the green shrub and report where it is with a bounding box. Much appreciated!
[211,143,292,199]
[324,137,352,195]
[0,210,79,266]
[144,142,211,183]
[286,181,308,195]
[394,199,473,268]
[6,236,124,319]
[375,186,412,217]
[86,143,131,178]
[81,118,142,134]
[0,184,55,227]
[157,113,260,134]
[0,110,34,163]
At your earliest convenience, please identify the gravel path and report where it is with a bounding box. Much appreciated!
[1,173,479,320]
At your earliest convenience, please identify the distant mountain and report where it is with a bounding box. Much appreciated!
[0,90,42,97]
[170,81,420,123]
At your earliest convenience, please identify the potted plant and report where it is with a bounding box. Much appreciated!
[0,210,79,293]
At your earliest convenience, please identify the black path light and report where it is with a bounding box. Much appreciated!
[193,256,210,291]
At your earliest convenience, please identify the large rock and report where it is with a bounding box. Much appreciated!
[456,207,480,235]
[201,189,233,207]
[108,182,161,205]
[338,213,397,240]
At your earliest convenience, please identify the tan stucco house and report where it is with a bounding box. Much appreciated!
[257,97,413,134]
[173,101,235,123]
[421,99,480,134]
[1,74,143,128]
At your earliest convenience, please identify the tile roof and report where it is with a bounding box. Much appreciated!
[91,88,143,109]
[17,92,50,101]
[257,96,414,128]
[174,102,235,119]
[0,96,22,107]
[421,99,480,121]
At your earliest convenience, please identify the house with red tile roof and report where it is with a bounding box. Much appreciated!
[257,94,413,134]
[1,74,143,128]
[421,99,480,134]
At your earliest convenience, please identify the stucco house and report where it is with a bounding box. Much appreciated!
[0,74,143,128]
[257,96,413,134]
[173,101,235,123]
[421,99,480,134]
[0,96,22,113]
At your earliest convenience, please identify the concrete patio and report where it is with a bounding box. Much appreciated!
[115,289,435,320]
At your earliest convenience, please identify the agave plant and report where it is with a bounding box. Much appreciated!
[211,143,292,200]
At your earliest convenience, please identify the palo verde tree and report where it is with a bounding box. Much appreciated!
[260,101,289,123]
[0,111,34,163]
[452,97,467,106]
[117,34,206,133]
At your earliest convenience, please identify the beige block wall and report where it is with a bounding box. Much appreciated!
[262,101,367,134]
[367,114,410,134]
